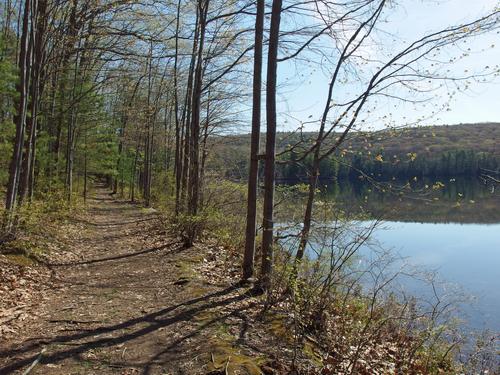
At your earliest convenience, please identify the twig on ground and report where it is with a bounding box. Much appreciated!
[22,347,46,375]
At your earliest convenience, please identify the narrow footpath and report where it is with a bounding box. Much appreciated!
[0,188,276,374]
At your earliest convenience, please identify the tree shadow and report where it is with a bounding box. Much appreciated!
[141,300,258,374]
[0,284,256,374]
[69,217,157,228]
[98,227,162,241]
[48,241,181,267]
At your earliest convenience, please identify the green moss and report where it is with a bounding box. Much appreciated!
[267,314,293,342]
[192,310,215,323]
[303,341,322,366]
[4,253,36,266]
[1,239,45,264]
[174,260,196,279]
[204,338,265,375]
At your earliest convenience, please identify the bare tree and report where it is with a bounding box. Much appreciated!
[260,0,283,290]
[242,0,265,281]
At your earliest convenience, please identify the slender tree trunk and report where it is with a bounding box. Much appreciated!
[18,96,35,203]
[147,107,156,204]
[114,114,125,195]
[27,118,38,200]
[165,97,173,173]
[180,8,200,212]
[143,41,153,207]
[19,0,44,204]
[65,45,81,203]
[2,0,12,38]
[53,92,65,174]
[4,0,32,229]
[28,51,46,202]
[242,0,265,280]
[117,78,141,196]
[183,0,209,246]
[199,90,210,206]
[83,127,87,203]
[130,135,141,202]
[54,0,78,180]
[45,68,58,188]
[260,0,282,290]
[187,0,209,219]
[173,0,182,214]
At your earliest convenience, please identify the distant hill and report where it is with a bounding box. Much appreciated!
[207,123,499,180]
[340,122,499,158]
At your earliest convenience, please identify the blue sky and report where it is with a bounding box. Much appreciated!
[276,0,500,132]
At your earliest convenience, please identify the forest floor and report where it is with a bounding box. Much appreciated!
[0,187,292,375]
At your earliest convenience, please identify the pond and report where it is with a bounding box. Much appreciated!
[280,176,499,333]
[363,220,500,332]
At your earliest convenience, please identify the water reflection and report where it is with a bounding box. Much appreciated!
[323,176,499,223]
[278,176,499,331]
[360,221,500,331]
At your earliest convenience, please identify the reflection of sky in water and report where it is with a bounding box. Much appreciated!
[288,178,500,332]
[362,221,500,331]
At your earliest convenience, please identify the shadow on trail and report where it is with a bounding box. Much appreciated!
[142,300,257,374]
[69,217,157,228]
[99,227,163,241]
[49,241,181,267]
[0,284,255,374]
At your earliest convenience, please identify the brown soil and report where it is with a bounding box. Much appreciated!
[0,188,285,375]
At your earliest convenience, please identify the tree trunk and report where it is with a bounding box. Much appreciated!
[173,0,182,215]
[180,7,200,212]
[65,48,80,203]
[19,0,45,204]
[199,90,210,206]
[260,0,282,290]
[4,0,32,227]
[83,127,87,203]
[143,41,153,207]
[187,0,209,221]
[242,0,265,280]
[130,140,140,202]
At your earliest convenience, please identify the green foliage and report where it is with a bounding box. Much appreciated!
[268,238,465,375]
[166,179,247,249]
[210,123,500,183]
[201,180,247,248]
[14,188,77,233]
[0,35,17,189]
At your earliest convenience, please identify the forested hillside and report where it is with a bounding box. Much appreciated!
[209,122,499,181]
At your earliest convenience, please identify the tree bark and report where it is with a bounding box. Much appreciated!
[180,7,200,212]
[19,0,45,204]
[188,0,209,218]
[4,0,32,226]
[242,0,265,280]
[143,42,153,207]
[173,0,182,215]
[260,0,282,290]
[65,45,81,203]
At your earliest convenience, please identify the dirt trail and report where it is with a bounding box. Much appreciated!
[0,188,269,374]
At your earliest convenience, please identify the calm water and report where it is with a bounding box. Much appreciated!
[287,177,500,332]
[363,221,500,331]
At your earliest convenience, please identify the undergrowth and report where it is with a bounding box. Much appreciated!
[148,178,498,374]
[0,186,86,259]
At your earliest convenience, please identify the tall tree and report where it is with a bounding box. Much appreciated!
[4,0,34,229]
[242,0,265,281]
[186,0,210,245]
[260,0,283,290]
